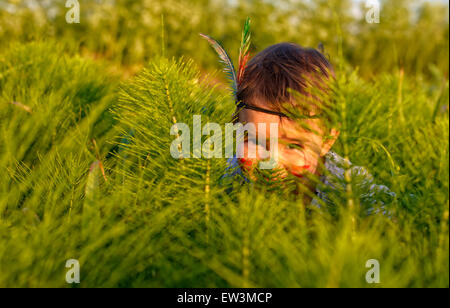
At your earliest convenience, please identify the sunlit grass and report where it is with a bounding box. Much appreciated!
[0,41,447,287]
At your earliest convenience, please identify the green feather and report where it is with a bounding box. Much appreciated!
[238,18,251,84]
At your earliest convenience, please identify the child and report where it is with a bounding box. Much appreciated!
[229,42,395,211]
[201,23,394,211]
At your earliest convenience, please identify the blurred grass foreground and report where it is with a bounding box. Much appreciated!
[0,0,449,287]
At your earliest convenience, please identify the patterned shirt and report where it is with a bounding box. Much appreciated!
[226,151,396,215]
[313,151,395,215]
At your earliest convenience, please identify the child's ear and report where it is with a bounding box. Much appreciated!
[320,128,340,156]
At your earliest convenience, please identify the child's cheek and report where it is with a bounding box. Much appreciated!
[238,142,266,172]
[290,165,310,178]
[238,142,253,170]
[238,158,254,171]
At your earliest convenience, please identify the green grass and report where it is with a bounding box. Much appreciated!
[0,0,448,289]
[0,40,447,287]
[0,0,448,78]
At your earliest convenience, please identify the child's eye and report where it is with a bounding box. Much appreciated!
[287,143,303,150]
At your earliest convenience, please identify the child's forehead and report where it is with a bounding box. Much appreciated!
[243,109,323,136]
[279,117,323,137]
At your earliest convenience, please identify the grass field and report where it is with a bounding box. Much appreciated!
[0,0,448,288]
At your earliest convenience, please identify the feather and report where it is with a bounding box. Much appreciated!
[318,42,325,54]
[199,33,238,98]
[238,17,251,84]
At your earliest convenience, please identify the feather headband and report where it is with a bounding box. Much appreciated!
[200,18,289,118]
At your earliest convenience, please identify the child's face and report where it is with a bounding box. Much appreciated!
[238,106,339,181]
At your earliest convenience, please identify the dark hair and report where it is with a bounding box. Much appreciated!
[236,42,334,115]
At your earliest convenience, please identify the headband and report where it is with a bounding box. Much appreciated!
[236,101,288,117]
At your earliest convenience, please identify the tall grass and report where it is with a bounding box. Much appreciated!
[0,0,448,78]
[0,39,447,287]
